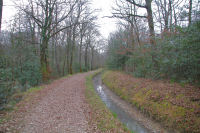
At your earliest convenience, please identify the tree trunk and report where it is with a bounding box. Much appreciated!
[55,44,61,75]
[66,44,70,74]
[163,0,169,31]
[130,5,135,48]
[91,47,94,70]
[0,0,3,32]
[168,0,173,31]
[69,26,76,74]
[79,29,83,72]
[79,39,82,72]
[85,43,88,70]
[173,5,177,32]
[52,37,55,70]
[62,51,67,76]
[66,30,71,74]
[145,0,158,70]
[145,0,155,45]
[40,36,50,81]
[189,0,192,26]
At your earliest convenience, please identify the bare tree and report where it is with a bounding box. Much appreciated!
[78,15,96,72]
[113,0,155,45]
[20,0,78,80]
[155,0,171,31]
[112,0,141,47]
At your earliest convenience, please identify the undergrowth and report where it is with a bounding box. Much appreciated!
[102,70,200,133]
[0,86,43,125]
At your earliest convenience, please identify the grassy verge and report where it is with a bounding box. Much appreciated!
[102,70,200,133]
[85,70,132,132]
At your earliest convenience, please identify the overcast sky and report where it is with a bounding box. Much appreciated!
[2,0,117,38]
[2,0,15,29]
[91,0,117,38]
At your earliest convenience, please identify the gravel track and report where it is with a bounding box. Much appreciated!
[19,72,93,133]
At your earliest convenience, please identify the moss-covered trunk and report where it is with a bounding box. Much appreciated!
[40,36,50,81]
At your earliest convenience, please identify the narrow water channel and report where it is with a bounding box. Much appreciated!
[93,74,150,133]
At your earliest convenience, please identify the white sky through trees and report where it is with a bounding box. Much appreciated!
[2,0,117,38]
[2,0,15,29]
[91,0,117,38]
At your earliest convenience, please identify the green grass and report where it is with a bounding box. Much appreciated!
[25,86,42,94]
[0,117,6,124]
[85,69,131,132]
[111,111,118,118]
[60,74,72,79]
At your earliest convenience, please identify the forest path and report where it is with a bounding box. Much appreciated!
[20,72,93,133]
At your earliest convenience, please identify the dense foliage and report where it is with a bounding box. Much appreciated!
[106,22,200,85]
[0,33,42,109]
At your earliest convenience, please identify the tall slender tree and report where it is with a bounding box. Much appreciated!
[189,0,192,26]
[0,0,3,32]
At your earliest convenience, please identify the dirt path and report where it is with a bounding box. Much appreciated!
[15,72,94,133]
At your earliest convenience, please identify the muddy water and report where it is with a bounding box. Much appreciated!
[93,74,150,133]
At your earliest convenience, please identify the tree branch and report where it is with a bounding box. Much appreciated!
[111,12,147,18]
[125,0,147,8]
[50,24,73,38]
[24,10,42,28]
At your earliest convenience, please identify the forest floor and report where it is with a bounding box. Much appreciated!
[0,72,98,133]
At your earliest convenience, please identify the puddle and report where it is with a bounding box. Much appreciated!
[93,74,150,133]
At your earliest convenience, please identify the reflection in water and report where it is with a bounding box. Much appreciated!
[93,74,149,133]
[97,85,111,107]
[97,86,102,92]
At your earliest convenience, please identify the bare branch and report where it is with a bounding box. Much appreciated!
[125,0,147,8]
